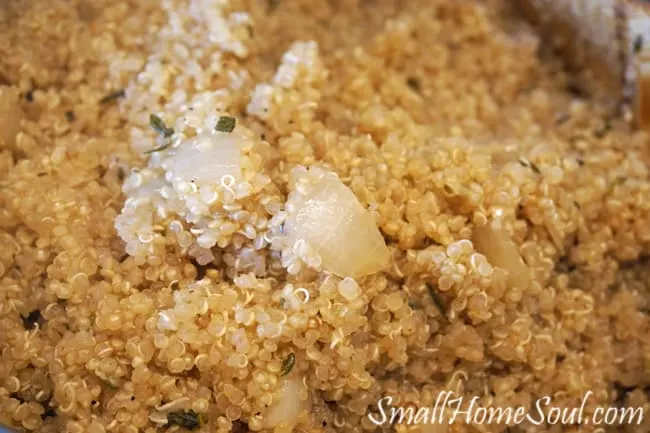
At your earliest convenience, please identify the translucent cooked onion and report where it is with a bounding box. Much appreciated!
[265,376,310,428]
[0,86,23,150]
[161,130,243,186]
[284,167,390,278]
[472,224,530,290]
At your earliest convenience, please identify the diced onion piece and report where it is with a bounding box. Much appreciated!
[284,168,390,278]
[0,86,23,150]
[265,377,310,428]
[162,131,242,186]
[472,224,530,290]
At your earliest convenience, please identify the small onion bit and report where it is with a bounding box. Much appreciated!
[265,376,311,428]
[161,131,243,186]
[282,166,390,278]
[472,224,530,290]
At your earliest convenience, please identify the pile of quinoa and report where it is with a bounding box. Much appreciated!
[1,1,650,433]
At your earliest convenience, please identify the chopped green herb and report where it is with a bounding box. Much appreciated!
[281,352,295,376]
[633,35,643,54]
[149,114,174,138]
[427,284,446,314]
[144,143,171,154]
[99,89,125,104]
[105,380,118,390]
[167,410,202,430]
[65,110,76,122]
[215,115,236,133]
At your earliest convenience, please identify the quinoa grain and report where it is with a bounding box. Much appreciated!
[1,1,650,433]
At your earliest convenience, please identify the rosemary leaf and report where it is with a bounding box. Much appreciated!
[215,115,236,133]
[149,114,174,138]
[99,89,125,104]
[280,352,295,376]
[167,410,201,430]
[633,35,643,54]
[144,143,171,154]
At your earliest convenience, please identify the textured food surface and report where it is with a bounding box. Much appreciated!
[1,1,650,433]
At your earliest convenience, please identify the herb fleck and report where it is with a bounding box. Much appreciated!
[144,143,171,154]
[216,115,236,133]
[167,410,202,430]
[281,352,295,376]
[65,110,76,122]
[633,35,643,54]
[149,114,174,138]
[99,89,125,104]
[25,90,34,102]
[427,284,446,314]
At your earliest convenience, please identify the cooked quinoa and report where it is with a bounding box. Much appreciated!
[1,1,650,433]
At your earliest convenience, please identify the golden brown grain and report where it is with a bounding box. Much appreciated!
[1,1,650,433]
